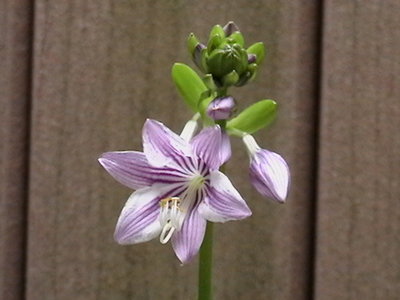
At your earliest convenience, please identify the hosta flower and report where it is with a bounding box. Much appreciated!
[99,119,251,263]
[243,134,290,203]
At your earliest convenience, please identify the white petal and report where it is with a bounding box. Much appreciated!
[142,119,192,167]
[198,171,251,222]
[171,206,206,264]
[114,183,183,244]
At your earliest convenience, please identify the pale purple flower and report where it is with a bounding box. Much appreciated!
[243,134,290,203]
[207,96,236,120]
[99,119,251,263]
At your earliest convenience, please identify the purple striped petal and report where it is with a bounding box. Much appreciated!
[114,183,183,244]
[99,151,188,189]
[249,149,290,203]
[199,171,251,222]
[171,206,206,264]
[190,126,231,170]
[98,151,154,189]
[143,119,192,167]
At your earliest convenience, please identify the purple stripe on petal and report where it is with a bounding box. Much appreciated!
[99,151,188,189]
[191,126,231,170]
[199,171,251,222]
[249,149,290,203]
[115,183,185,244]
[99,151,154,190]
[143,119,192,167]
[171,205,206,264]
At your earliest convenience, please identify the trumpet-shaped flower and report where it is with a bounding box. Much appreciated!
[99,119,251,263]
[243,134,290,203]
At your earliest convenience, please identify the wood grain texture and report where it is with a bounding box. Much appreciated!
[26,1,320,299]
[315,1,400,299]
[0,0,32,299]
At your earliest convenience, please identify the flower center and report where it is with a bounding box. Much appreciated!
[158,173,206,244]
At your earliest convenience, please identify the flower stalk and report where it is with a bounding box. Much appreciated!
[198,222,213,300]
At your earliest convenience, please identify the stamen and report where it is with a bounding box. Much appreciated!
[159,221,175,244]
[157,175,207,244]
[159,197,181,244]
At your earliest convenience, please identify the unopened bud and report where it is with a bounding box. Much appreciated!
[223,21,240,37]
[207,96,236,120]
[247,54,257,64]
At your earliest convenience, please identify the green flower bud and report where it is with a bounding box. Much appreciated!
[187,33,200,56]
[209,24,225,40]
[229,31,245,47]
[207,44,246,79]
[203,74,218,91]
[235,63,258,87]
[247,42,265,65]
[207,34,223,54]
[222,70,239,86]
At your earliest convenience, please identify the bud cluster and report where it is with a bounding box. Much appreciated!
[187,21,265,89]
[172,21,276,133]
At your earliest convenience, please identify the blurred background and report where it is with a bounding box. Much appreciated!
[1,0,399,299]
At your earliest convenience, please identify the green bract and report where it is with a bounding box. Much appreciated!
[172,63,207,112]
[226,100,277,135]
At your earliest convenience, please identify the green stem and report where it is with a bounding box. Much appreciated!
[198,91,227,300]
[198,222,214,300]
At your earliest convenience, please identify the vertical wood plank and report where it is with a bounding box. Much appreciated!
[315,1,400,299]
[0,0,32,299]
[26,1,321,299]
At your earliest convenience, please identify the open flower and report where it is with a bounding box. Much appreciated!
[99,119,251,263]
[243,134,290,203]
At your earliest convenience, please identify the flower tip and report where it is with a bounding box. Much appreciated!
[113,230,129,245]
[98,156,109,168]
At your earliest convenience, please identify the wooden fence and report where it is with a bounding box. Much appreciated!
[1,0,399,299]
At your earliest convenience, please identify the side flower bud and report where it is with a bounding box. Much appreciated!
[207,96,236,120]
[242,134,290,203]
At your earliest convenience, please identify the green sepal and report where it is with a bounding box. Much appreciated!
[207,34,223,54]
[226,100,277,134]
[209,24,225,40]
[203,74,218,91]
[172,63,208,112]
[222,70,239,86]
[187,33,200,56]
[247,42,265,65]
[229,31,245,47]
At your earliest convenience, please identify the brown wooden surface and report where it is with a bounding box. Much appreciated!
[2,0,398,299]
[315,1,400,299]
[0,1,32,299]
[25,1,320,299]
